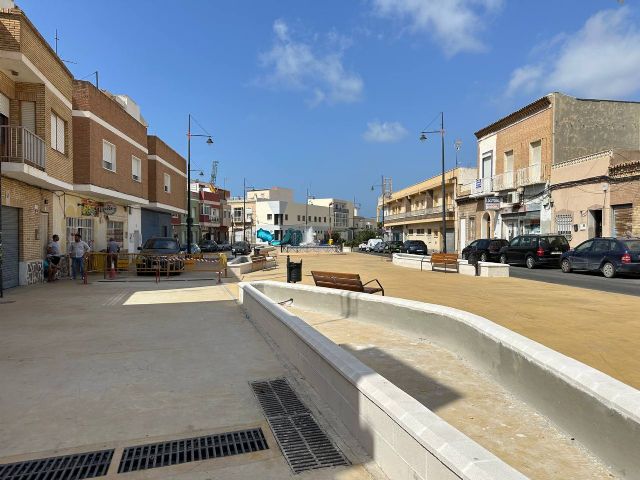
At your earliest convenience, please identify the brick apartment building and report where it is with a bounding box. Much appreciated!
[0,3,188,288]
[0,3,74,287]
[172,182,231,245]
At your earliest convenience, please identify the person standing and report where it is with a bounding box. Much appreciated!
[69,233,90,281]
[47,234,62,282]
[106,237,120,277]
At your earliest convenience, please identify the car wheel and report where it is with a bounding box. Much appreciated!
[602,262,616,278]
[561,259,572,273]
[526,255,536,269]
[480,252,488,262]
[499,253,508,264]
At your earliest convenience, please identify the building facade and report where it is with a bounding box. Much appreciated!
[172,182,230,245]
[0,3,74,287]
[381,168,476,252]
[458,92,640,248]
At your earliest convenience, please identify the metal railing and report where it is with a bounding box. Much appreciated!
[471,177,493,195]
[0,126,46,169]
[385,205,455,222]
[464,163,550,195]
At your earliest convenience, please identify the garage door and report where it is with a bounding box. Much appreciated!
[1,206,19,289]
[612,204,633,237]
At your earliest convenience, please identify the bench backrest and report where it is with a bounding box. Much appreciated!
[431,253,459,264]
[311,271,365,292]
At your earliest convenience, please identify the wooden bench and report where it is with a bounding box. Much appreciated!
[311,271,384,295]
[431,253,459,273]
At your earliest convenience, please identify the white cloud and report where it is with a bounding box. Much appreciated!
[506,7,640,99]
[257,19,363,106]
[363,121,408,143]
[371,0,503,56]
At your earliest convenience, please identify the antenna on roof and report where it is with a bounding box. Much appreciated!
[210,160,219,185]
[54,29,77,65]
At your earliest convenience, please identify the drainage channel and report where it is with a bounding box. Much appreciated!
[0,449,113,480]
[251,377,349,474]
[0,428,268,479]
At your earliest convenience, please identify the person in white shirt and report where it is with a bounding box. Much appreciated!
[69,233,90,280]
[47,234,62,282]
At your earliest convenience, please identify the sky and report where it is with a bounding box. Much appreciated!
[21,0,639,216]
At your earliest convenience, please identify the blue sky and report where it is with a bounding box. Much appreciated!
[22,0,638,216]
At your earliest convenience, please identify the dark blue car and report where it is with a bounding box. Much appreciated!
[560,237,640,278]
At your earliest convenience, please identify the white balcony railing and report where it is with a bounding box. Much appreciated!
[385,205,454,222]
[471,177,493,195]
[493,171,515,191]
[0,126,46,169]
[465,164,549,196]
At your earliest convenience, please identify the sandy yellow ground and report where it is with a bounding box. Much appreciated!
[232,252,640,390]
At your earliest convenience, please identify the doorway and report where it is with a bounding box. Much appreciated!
[589,209,603,238]
[482,212,491,238]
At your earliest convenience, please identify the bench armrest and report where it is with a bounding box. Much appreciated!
[363,278,385,295]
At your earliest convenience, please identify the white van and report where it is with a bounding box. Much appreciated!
[365,238,383,252]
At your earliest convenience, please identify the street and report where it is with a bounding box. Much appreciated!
[509,265,640,297]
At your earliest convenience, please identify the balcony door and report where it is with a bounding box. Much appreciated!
[482,151,493,179]
[0,93,8,159]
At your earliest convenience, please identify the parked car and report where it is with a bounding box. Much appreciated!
[384,240,404,253]
[180,243,201,254]
[358,242,368,251]
[372,241,386,253]
[217,242,232,251]
[461,238,509,262]
[366,238,383,252]
[136,237,184,274]
[560,237,640,278]
[199,239,218,252]
[400,240,428,255]
[231,241,252,255]
[499,234,570,269]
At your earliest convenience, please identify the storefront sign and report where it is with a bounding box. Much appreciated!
[103,202,117,215]
[484,197,500,210]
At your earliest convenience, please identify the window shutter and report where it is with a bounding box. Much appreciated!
[56,116,65,154]
[50,113,56,149]
[21,101,36,134]
[613,205,633,237]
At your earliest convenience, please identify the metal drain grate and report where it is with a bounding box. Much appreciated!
[0,449,113,480]
[117,428,268,473]
[250,378,349,474]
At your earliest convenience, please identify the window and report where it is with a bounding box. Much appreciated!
[509,237,521,247]
[592,239,612,254]
[324,216,327,223]
[285,214,288,221]
[530,140,542,166]
[103,140,116,171]
[504,150,514,173]
[50,111,66,154]
[267,214,272,220]
[482,151,493,178]
[575,240,594,253]
[314,216,317,222]
[131,156,141,181]
[201,204,211,216]
[107,221,124,247]
[66,218,93,246]
[21,101,36,133]
[416,228,425,235]
[302,215,305,221]
[163,173,171,193]
[427,229,432,235]
[408,229,414,235]
[556,214,573,236]
[297,215,301,221]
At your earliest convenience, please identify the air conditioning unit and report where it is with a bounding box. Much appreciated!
[507,192,520,204]
[132,174,139,181]
[164,185,169,192]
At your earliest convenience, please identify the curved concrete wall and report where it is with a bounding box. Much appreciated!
[239,281,527,480]
[242,281,640,479]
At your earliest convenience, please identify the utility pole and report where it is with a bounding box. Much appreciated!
[305,188,308,226]
[243,177,246,243]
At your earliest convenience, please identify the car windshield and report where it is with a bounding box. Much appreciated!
[144,239,178,250]
[622,240,640,251]
[541,236,569,248]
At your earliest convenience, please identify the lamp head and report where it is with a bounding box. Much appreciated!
[199,171,204,176]
[206,137,214,145]
[419,133,427,142]
[370,185,375,191]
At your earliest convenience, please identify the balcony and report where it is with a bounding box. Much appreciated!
[385,205,454,223]
[0,126,45,169]
[471,177,493,196]
[465,163,550,196]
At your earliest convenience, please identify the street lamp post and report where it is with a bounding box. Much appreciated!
[420,112,447,253]
[328,202,334,240]
[187,114,213,254]
[242,178,255,243]
[371,175,390,240]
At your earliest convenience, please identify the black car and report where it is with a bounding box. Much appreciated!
[372,241,386,253]
[384,240,404,253]
[499,234,570,269]
[199,239,218,252]
[462,238,509,263]
[136,237,184,274]
[560,237,640,278]
[217,242,232,251]
[231,241,252,255]
[400,240,428,255]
